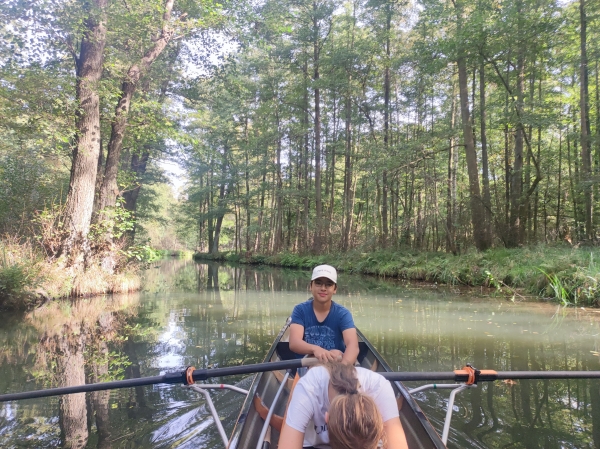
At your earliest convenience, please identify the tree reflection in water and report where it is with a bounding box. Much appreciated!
[2,260,600,448]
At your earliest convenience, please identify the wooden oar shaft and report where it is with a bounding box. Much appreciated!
[3,364,600,402]
[0,358,315,403]
[382,371,600,382]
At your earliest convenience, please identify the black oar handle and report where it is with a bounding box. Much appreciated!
[0,358,316,403]
[382,371,600,382]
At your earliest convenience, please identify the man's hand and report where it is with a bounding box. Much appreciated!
[329,349,343,362]
[312,346,338,363]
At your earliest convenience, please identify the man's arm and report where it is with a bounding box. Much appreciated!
[341,327,359,365]
[383,417,409,449]
[289,323,337,362]
[279,421,305,449]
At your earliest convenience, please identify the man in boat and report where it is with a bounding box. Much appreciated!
[279,362,409,449]
[289,265,359,365]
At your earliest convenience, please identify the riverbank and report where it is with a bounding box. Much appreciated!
[0,237,140,310]
[194,245,600,306]
[0,237,191,310]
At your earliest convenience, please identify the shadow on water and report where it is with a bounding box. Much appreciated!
[2,259,600,448]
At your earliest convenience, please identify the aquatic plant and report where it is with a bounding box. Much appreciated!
[538,268,573,306]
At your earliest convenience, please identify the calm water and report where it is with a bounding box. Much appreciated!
[2,259,600,448]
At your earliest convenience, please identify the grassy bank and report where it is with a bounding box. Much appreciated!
[0,237,169,310]
[194,245,600,306]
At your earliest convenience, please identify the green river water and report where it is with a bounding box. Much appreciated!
[2,258,600,448]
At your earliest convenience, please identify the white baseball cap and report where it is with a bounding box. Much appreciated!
[311,264,337,284]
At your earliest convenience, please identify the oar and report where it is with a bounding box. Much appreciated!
[3,363,600,403]
[381,369,600,382]
[0,357,319,403]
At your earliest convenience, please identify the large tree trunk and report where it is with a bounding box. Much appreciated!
[60,0,108,264]
[457,55,489,251]
[96,0,176,213]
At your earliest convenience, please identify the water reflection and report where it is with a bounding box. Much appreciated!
[2,260,600,448]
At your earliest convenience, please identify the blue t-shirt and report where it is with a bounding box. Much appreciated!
[290,299,355,352]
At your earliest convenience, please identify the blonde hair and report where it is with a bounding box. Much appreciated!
[324,363,385,449]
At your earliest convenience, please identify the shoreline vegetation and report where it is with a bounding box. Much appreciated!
[193,245,600,307]
[0,235,193,311]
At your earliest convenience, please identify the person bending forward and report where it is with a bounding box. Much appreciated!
[279,362,409,449]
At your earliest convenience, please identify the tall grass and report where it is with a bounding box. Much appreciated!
[0,234,144,310]
[0,236,43,309]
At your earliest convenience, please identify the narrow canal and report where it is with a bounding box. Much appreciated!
[2,258,600,448]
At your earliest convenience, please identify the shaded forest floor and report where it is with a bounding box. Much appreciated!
[195,245,600,306]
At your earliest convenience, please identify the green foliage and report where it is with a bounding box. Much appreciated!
[0,238,44,309]
[0,258,35,302]
[538,268,573,306]
[90,200,136,242]
[135,181,191,251]
[222,246,600,306]
[0,150,69,235]
[120,242,162,264]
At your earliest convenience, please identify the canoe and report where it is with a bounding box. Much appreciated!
[228,319,446,449]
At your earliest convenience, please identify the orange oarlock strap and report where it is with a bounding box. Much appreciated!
[454,365,476,385]
[454,367,498,384]
[185,366,196,385]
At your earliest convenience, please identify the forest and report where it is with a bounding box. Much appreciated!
[1,0,600,306]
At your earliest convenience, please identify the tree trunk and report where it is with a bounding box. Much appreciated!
[274,108,283,253]
[343,92,354,251]
[123,151,150,213]
[212,183,226,254]
[60,0,108,263]
[381,4,392,248]
[446,71,458,254]
[479,60,493,244]
[508,46,526,248]
[244,118,251,252]
[580,0,593,240]
[301,58,310,252]
[312,2,323,253]
[212,147,230,254]
[556,126,562,237]
[457,54,489,251]
[122,149,149,242]
[96,0,176,213]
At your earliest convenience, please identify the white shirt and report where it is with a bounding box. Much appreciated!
[285,366,399,449]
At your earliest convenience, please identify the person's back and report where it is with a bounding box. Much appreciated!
[279,362,409,449]
[289,265,359,365]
